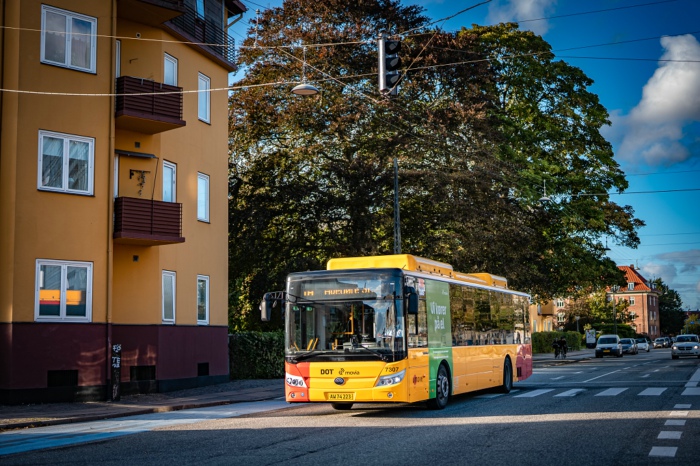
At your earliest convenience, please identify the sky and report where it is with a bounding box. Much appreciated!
[230,0,700,310]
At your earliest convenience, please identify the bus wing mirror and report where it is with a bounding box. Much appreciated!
[260,293,274,322]
[405,286,418,315]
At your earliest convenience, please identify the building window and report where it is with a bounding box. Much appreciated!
[115,40,121,78]
[197,173,210,222]
[163,160,176,202]
[556,299,565,308]
[35,259,92,321]
[162,270,176,323]
[41,5,96,73]
[628,282,635,291]
[38,131,94,195]
[198,73,210,123]
[197,275,209,324]
[196,0,205,18]
[557,312,565,323]
[630,297,635,305]
[164,53,178,86]
[532,321,538,333]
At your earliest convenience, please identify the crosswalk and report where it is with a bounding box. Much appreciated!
[507,386,700,398]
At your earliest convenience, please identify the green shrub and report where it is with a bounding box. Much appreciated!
[532,331,582,353]
[229,331,284,379]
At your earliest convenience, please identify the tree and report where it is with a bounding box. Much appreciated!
[228,1,643,331]
[560,289,631,332]
[652,278,685,335]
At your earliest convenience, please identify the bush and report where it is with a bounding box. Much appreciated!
[229,331,284,379]
[532,331,582,353]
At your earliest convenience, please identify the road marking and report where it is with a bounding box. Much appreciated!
[649,446,677,457]
[595,388,628,396]
[514,389,554,398]
[583,370,621,383]
[639,388,667,396]
[668,411,688,417]
[674,404,691,409]
[555,389,585,397]
[640,374,650,378]
[665,420,686,426]
[658,431,682,440]
[551,376,565,380]
[682,387,700,395]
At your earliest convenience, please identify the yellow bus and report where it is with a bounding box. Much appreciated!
[261,254,532,409]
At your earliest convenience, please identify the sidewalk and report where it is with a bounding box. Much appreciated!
[1,350,594,432]
[0,378,285,432]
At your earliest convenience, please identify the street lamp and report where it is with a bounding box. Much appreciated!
[611,285,619,334]
[291,47,319,96]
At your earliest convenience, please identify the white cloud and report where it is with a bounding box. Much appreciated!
[612,35,700,166]
[641,262,677,283]
[487,0,557,36]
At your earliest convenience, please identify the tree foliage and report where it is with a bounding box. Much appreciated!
[228,0,643,331]
[652,278,685,336]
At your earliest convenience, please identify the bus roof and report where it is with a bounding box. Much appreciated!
[326,254,508,289]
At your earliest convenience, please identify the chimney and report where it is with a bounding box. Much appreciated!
[629,264,635,270]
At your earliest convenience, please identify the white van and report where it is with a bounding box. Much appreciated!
[595,334,623,358]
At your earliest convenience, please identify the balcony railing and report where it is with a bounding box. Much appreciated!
[114,197,185,246]
[115,76,185,134]
[164,3,236,71]
[117,0,185,27]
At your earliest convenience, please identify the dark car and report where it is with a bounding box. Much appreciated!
[620,338,638,355]
[595,335,623,358]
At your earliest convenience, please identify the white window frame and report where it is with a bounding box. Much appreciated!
[35,259,93,322]
[163,160,176,202]
[197,275,210,325]
[197,172,210,222]
[40,5,97,73]
[630,297,635,305]
[198,72,211,123]
[115,39,121,78]
[164,53,178,86]
[628,282,635,291]
[162,270,176,324]
[38,130,95,195]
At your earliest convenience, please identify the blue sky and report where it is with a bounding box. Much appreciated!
[231,0,700,309]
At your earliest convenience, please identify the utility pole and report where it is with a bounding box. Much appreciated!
[393,157,401,254]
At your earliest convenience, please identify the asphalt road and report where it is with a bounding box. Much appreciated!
[2,348,699,465]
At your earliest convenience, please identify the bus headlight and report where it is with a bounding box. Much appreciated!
[375,370,406,387]
[286,373,307,388]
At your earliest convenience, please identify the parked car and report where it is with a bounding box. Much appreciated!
[620,338,638,354]
[595,334,623,358]
[635,337,650,352]
[671,334,700,359]
[654,338,667,348]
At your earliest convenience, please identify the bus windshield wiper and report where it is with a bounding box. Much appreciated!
[288,350,325,363]
[349,344,389,361]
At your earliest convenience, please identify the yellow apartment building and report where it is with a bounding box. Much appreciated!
[0,0,245,403]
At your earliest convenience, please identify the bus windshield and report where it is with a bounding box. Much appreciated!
[286,271,405,361]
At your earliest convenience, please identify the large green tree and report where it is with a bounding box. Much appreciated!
[652,278,685,335]
[228,0,642,331]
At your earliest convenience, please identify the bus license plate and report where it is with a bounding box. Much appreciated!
[328,393,354,401]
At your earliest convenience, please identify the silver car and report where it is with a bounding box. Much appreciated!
[635,337,650,352]
[671,334,700,359]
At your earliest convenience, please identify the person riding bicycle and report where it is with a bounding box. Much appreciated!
[552,339,560,358]
[558,336,568,358]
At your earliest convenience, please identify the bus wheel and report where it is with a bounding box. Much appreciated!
[331,403,353,410]
[427,363,450,410]
[500,357,513,393]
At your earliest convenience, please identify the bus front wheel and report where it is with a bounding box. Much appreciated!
[499,357,513,393]
[427,363,450,410]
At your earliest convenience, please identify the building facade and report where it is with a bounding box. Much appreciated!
[609,265,661,339]
[0,0,245,403]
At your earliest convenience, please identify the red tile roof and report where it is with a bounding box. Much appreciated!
[616,265,654,292]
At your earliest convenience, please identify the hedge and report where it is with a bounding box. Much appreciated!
[229,331,284,379]
[532,331,582,354]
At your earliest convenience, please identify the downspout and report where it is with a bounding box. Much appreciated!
[106,0,117,399]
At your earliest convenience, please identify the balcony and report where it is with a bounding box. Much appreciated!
[114,197,185,246]
[117,0,185,28]
[163,3,238,71]
[115,76,186,134]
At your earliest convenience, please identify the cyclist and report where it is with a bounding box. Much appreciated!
[558,336,568,358]
[552,339,560,358]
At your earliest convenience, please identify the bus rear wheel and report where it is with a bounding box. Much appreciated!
[427,363,450,410]
[331,403,353,410]
[499,357,513,393]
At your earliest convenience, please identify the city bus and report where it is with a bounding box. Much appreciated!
[261,254,532,409]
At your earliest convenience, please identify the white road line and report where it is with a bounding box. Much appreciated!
[639,387,667,396]
[555,389,585,397]
[583,370,622,383]
[658,431,682,440]
[640,374,650,378]
[668,411,689,417]
[595,388,628,396]
[690,367,700,382]
[514,389,554,398]
[674,404,691,409]
[649,446,677,457]
[551,376,565,380]
[665,420,686,426]
[682,387,700,395]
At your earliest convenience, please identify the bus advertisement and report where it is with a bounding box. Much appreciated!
[261,254,532,409]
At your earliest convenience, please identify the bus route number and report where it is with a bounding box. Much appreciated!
[384,367,399,374]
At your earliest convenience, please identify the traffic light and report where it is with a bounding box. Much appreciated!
[378,34,401,95]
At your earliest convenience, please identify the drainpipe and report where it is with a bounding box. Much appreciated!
[106,0,117,400]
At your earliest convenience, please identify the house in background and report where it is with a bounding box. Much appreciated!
[0,0,246,403]
[608,265,660,339]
